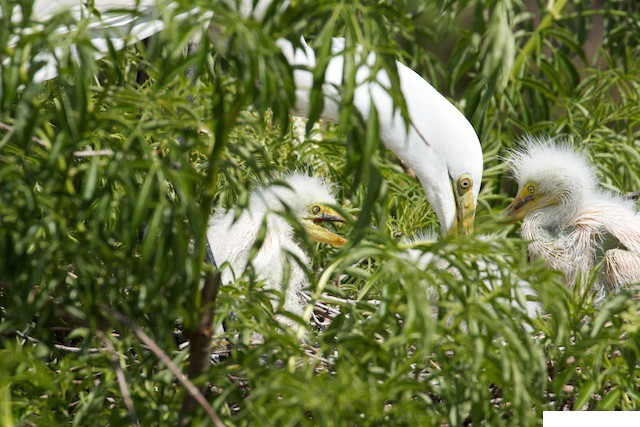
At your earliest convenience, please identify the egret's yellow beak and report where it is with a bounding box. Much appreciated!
[303,205,347,247]
[505,188,543,221]
[451,176,475,236]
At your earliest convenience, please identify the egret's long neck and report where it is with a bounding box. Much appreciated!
[277,37,470,146]
[520,201,582,265]
[528,188,590,232]
[520,207,571,278]
[278,37,480,233]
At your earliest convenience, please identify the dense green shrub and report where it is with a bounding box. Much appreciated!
[1,0,639,425]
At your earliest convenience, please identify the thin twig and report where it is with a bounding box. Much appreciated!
[299,292,342,317]
[302,343,334,371]
[15,330,103,353]
[73,149,115,157]
[312,301,341,316]
[102,306,224,427]
[398,158,417,180]
[54,305,110,330]
[411,122,431,147]
[97,331,140,427]
[626,191,640,200]
[310,310,329,328]
[300,291,380,307]
[0,122,47,147]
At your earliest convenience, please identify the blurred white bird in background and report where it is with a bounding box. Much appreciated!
[7,0,483,237]
[206,173,346,326]
[402,232,542,319]
[6,0,198,82]
[506,136,640,303]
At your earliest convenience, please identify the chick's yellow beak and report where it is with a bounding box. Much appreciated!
[303,205,347,247]
[505,188,540,221]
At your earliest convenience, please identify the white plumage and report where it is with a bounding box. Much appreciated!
[206,173,345,324]
[10,0,483,237]
[506,136,640,302]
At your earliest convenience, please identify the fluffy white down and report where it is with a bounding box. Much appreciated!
[508,136,640,301]
[206,173,338,323]
[507,136,598,218]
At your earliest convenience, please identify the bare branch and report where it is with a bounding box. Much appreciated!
[73,149,115,157]
[181,269,223,422]
[97,331,140,427]
[626,191,640,200]
[54,305,110,330]
[0,122,47,147]
[15,330,103,354]
[102,306,224,427]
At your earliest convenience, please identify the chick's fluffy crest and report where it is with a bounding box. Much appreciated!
[254,172,338,215]
[506,135,598,195]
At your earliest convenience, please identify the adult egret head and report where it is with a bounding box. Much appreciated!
[207,173,346,323]
[505,136,640,301]
[417,114,482,237]
[392,54,484,238]
[387,74,483,237]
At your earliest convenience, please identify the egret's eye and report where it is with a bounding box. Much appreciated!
[527,185,536,194]
[457,176,472,192]
[311,205,321,214]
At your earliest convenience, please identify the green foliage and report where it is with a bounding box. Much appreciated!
[1,0,639,425]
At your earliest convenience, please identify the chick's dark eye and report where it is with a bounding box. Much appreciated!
[311,205,321,214]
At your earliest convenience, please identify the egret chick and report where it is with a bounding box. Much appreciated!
[506,137,640,302]
[207,173,346,326]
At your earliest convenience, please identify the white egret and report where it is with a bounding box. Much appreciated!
[10,0,483,236]
[277,36,482,236]
[206,173,346,325]
[506,136,640,302]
